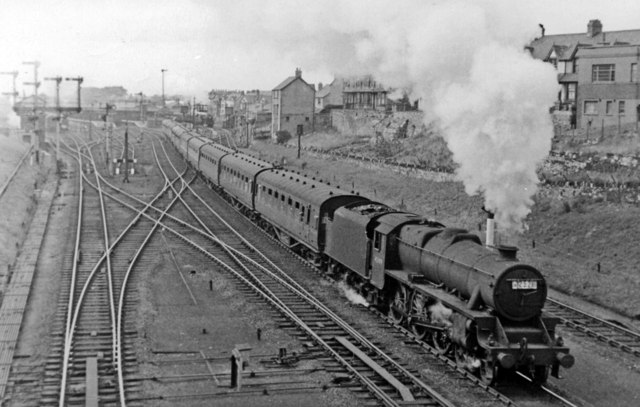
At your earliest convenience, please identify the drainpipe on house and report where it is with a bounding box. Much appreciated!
[636,46,640,132]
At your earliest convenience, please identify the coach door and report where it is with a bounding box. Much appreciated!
[302,204,312,243]
[369,230,386,289]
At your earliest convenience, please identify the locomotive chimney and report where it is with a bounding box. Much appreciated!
[482,207,496,247]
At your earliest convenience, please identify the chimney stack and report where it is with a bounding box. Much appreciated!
[482,207,496,247]
[587,19,602,37]
[295,68,302,78]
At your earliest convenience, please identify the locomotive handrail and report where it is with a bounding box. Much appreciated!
[396,237,495,278]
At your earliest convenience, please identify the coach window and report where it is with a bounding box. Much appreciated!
[306,206,311,224]
[288,197,292,206]
[373,231,382,251]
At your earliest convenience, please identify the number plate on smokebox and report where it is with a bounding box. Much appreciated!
[512,280,537,290]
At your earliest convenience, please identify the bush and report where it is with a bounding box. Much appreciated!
[275,130,292,144]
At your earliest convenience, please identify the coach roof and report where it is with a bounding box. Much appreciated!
[257,168,360,207]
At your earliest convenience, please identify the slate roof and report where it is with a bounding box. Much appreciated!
[529,28,640,61]
[273,76,315,92]
[316,84,332,98]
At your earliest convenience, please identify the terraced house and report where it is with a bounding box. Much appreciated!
[529,19,640,131]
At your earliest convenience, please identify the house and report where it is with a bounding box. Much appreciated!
[271,68,315,139]
[528,19,640,130]
[342,75,387,110]
[315,79,344,112]
[576,45,640,130]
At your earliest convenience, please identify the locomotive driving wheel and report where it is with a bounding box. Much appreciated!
[388,286,408,324]
[410,293,430,340]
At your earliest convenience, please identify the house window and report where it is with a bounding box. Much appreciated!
[584,100,598,115]
[567,83,576,101]
[606,101,613,115]
[619,101,626,115]
[286,116,290,122]
[305,117,309,122]
[592,64,615,82]
[632,63,638,82]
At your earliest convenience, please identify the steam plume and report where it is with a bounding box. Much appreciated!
[213,0,557,231]
[338,281,369,307]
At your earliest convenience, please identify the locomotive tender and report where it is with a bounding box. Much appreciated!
[163,120,574,384]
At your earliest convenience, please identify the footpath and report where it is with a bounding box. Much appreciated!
[0,159,57,401]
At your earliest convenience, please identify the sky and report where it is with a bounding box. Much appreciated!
[2,0,639,229]
[1,0,640,102]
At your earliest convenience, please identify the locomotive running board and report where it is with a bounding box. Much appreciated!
[386,269,487,320]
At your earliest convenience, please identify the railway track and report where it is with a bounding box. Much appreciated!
[36,126,192,406]
[64,133,461,406]
[546,297,640,357]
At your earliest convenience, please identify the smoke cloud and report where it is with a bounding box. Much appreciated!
[211,0,557,231]
[0,97,20,128]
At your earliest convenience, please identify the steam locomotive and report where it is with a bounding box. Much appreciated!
[163,120,574,384]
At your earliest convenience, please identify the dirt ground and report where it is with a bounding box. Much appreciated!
[0,136,44,294]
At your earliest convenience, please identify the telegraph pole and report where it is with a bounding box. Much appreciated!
[161,68,167,106]
[44,76,62,163]
[1,71,19,106]
[123,123,130,183]
[192,97,196,128]
[136,92,144,121]
[103,103,115,175]
[23,61,41,164]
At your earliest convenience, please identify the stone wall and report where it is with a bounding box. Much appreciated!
[330,109,425,138]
